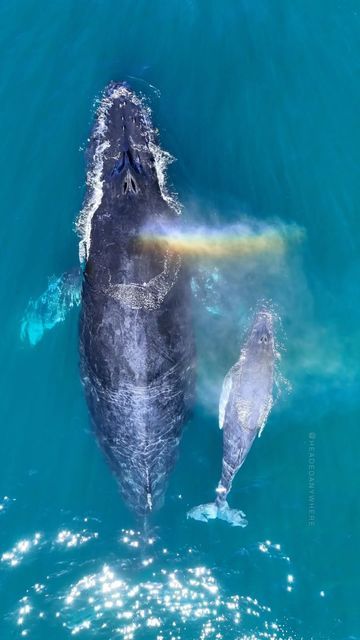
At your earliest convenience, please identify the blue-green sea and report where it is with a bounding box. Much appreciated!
[1,1,359,638]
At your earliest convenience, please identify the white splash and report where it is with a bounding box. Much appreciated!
[75,86,113,263]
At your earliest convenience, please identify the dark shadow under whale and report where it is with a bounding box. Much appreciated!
[79,82,195,515]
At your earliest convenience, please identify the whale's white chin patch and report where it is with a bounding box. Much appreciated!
[107,252,182,310]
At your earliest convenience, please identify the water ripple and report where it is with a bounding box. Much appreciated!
[5,527,299,640]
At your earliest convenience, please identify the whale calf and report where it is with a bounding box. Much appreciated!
[188,308,276,526]
[79,83,195,515]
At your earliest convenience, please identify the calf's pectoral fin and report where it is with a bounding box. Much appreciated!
[219,369,233,429]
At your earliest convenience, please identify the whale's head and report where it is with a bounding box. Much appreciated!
[78,82,178,266]
[97,82,161,201]
[248,309,275,357]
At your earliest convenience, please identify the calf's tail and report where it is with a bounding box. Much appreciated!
[187,500,247,527]
[187,487,248,528]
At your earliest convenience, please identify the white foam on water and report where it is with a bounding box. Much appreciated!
[149,139,181,214]
[75,87,112,263]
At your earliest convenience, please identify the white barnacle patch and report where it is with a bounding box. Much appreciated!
[107,252,181,310]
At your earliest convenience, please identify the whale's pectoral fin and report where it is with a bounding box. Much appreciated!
[191,266,223,316]
[187,501,248,527]
[187,503,218,522]
[219,369,233,429]
[20,268,82,346]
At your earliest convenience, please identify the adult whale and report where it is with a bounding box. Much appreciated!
[79,82,195,515]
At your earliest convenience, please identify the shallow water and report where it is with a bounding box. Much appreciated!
[1,1,359,638]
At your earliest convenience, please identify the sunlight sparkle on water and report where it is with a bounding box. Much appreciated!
[1,524,98,569]
[1,533,42,567]
[56,529,99,548]
[51,560,289,639]
[9,529,297,639]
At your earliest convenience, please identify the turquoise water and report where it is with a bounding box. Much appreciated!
[1,1,359,638]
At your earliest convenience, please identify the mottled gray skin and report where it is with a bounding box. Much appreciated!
[216,310,275,508]
[79,83,195,515]
[187,309,276,526]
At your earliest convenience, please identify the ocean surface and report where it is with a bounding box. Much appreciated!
[1,1,359,639]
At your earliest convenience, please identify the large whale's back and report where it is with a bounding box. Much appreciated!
[79,84,195,514]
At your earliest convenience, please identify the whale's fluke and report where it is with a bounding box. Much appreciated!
[187,501,248,527]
